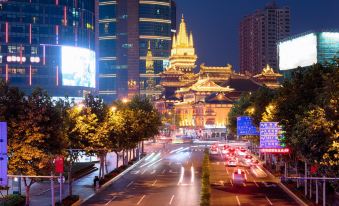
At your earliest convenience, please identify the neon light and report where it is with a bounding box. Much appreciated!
[259,148,290,153]
[20,45,22,64]
[29,24,32,44]
[5,64,8,82]
[63,6,67,26]
[43,45,46,65]
[29,65,32,86]
[56,65,59,86]
[55,25,59,44]
[5,22,8,43]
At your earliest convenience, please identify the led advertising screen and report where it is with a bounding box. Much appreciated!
[278,33,317,70]
[61,46,96,88]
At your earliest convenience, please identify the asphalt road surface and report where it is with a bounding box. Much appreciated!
[209,146,300,206]
[82,143,204,206]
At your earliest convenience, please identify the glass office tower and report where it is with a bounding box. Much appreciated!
[0,0,98,98]
[98,0,176,102]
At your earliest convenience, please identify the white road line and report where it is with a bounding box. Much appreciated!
[137,195,146,205]
[150,169,156,175]
[265,196,273,205]
[161,169,166,174]
[152,179,157,186]
[126,181,134,188]
[230,179,234,187]
[236,195,241,206]
[141,169,147,175]
[168,162,172,166]
[253,179,259,187]
[226,168,229,175]
[242,183,246,187]
[169,195,175,205]
[105,196,117,206]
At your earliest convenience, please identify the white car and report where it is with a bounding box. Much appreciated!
[227,159,237,167]
[233,169,247,184]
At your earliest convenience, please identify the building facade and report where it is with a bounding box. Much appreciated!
[98,0,176,102]
[0,0,98,98]
[240,2,290,75]
[278,31,339,72]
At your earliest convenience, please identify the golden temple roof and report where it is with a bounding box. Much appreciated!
[199,63,233,74]
[253,64,283,78]
[176,78,234,93]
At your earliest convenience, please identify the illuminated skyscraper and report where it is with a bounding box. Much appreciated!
[0,0,98,98]
[240,2,290,74]
[98,0,176,102]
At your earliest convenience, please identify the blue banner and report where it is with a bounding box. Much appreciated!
[237,116,259,136]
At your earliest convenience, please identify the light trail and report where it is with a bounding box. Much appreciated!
[177,166,185,185]
[137,195,146,205]
[169,195,175,205]
[191,165,195,183]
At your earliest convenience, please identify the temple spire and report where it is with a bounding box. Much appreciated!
[172,34,176,48]
[177,14,189,46]
[189,32,194,47]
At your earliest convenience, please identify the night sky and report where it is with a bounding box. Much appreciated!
[175,0,339,71]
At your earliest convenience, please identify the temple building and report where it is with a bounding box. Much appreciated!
[155,14,282,139]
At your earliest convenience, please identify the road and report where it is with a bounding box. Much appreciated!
[82,143,204,206]
[209,146,300,206]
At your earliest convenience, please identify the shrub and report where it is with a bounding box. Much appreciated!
[0,194,25,206]
[200,149,210,206]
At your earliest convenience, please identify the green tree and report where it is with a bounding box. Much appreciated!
[8,88,66,205]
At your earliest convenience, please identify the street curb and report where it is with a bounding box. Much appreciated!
[74,155,148,205]
[278,182,309,206]
[261,166,309,206]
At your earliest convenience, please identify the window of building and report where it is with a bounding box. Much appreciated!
[31,47,38,55]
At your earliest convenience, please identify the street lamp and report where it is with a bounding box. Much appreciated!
[122,98,129,104]
[110,106,117,112]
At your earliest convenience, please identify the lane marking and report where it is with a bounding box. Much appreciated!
[226,168,229,175]
[105,196,117,206]
[265,196,273,205]
[150,169,156,175]
[152,179,157,186]
[137,195,146,205]
[236,195,241,206]
[168,162,172,166]
[126,181,134,188]
[141,169,147,175]
[242,183,246,187]
[191,165,195,183]
[162,169,166,174]
[253,179,259,187]
[230,179,233,187]
[169,195,175,205]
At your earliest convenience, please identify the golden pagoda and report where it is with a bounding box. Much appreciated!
[169,14,197,73]
[146,41,155,90]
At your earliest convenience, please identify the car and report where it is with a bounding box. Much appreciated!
[227,159,237,167]
[245,155,253,159]
[232,169,247,184]
[210,145,219,155]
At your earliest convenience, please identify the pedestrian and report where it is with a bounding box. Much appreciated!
[93,176,99,188]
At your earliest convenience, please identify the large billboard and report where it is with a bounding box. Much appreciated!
[259,122,289,153]
[61,46,96,88]
[237,116,259,136]
[278,33,317,71]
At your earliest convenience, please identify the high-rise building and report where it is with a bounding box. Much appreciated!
[98,0,176,102]
[0,0,98,98]
[240,2,290,74]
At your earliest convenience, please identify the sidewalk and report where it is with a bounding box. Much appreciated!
[2,143,159,206]
[5,158,123,205]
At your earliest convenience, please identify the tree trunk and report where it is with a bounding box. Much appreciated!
[23,178,33,206]
[142,141,144,155]
[105,155,108,174]
[115,151,119,168]
[122,150,125,165]
[68,160,73,196]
